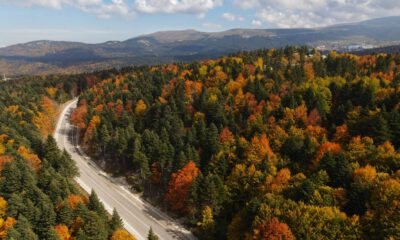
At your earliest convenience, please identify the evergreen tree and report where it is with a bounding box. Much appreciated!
[109,208,123,234]
[199,174,226,214]
[57,201,73,225]
[43,136,60,167]
[6,194,24,218]
[15,158,36,191]
[320,153,353,188]
[73,203,90,220]
[388,109,400,147]
[1,161,22,195]
[77,211,108,240]
[100,124,111,154]
[35,198,56,239]
[87,191,107,219]
[147,227,159,240]
[201,123,219,172]
[59,150,79,178]
[5,228,21,240]
[44,228,61,240]
[131,137,150,180]
[372,115,392,144]
[21,199,39,225]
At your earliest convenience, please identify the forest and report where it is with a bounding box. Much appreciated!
[70,47,400,240]
[0,46,399,240]
[0,75,136,239]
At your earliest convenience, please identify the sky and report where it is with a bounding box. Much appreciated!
[0,0,400,47]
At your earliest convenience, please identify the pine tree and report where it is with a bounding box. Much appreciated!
[87,191,107,219]
[200,123,219,172]
[372,115,392,145]
[207,123,220,155]
[73,203,90,220]
[15,158,36,191]
[109,208,123,234]
[388,109,400,147]
[6,194,24,218]
[320,153,352,188]
[78,211,108,240]
[35,198,56,239]
[57,201,73,225]
[45,228,61,240]
[173,151,188,173]
[199,174,226,214]
[5,227,21,240]
[1,161,22,196]
[21,199,38,225]
[132,137,150,180]
[147,227,159,240]
[60,150,79,178]
[100,124,111,154]
[43,136,60,167]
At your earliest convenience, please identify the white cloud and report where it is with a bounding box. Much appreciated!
[235,0,400,28]
[1,0,133,18]
[1,0,224,18]
[251,19,262,27]
[221,12,244,21]
[134,0,223,14]
[80,0,131,19]
[232,0,259,9]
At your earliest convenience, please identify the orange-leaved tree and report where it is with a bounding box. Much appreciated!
[111,229,137,240]
[0,217,16,238]
[70,100,88,130]
[165,161,199,213]
[135,99,147,116]
[83,115,101,144]
[67,195,87,209]
[18,146,41,171]
[0,156,12,172]
[254,217,294,240]
[54,224,72,240]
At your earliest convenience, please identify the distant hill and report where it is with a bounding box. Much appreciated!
[1,16,400,75]
[354,44,400,55]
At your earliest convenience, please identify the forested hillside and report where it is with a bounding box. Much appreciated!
[0,76,134,239]
[73,47,400,240]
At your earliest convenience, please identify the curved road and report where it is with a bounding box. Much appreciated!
[54,99,195,240]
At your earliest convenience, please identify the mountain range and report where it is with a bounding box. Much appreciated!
[2,16,400,75]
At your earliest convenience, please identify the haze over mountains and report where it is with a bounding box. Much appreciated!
[2,16,400,75]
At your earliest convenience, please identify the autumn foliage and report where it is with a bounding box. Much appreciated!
[111,229,136,240]
[33,96,58,137]
[70,100,88,129]
[314,141,342,167]
[165,161,199,213]
[0,217,16,238]
[83,115,101,144]
[67,195,88,209]
[0,156,12,172]
[219,127,234,144]
[66,47,400,239]
[254,218,294,240]
[54,224,72,240]
[18,146,41,170]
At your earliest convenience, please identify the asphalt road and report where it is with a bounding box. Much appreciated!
[54,99,195,240]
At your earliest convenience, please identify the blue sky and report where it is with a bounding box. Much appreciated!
[0,0,400,47]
